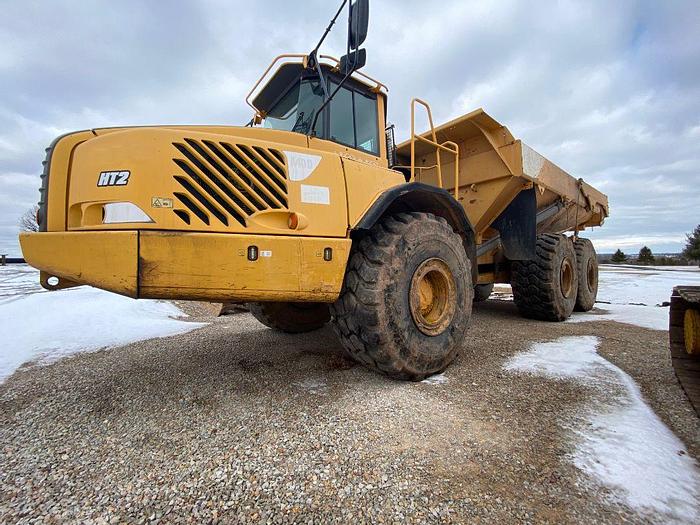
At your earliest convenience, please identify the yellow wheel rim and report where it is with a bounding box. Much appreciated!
[684,309,700,355]
[409,258,456,336]
[587,258,598,293]
[560,258,575,299]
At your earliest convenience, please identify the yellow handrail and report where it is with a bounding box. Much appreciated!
[245,54,308,116]
[410,98,459,198]
[319,54,388,93]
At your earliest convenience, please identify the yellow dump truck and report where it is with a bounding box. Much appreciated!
[19,0,608,380]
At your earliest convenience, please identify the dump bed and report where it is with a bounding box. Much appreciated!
[396,109,608,243]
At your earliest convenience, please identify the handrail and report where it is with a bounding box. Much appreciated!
[410,98,459,198]
[318,54,388,93]
[245,54,308,115]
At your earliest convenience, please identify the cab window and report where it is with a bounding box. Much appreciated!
[264,78,324,135]
[329,81,379,156]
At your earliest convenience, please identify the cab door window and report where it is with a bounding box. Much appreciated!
[328,82,379,156]
[329,85,355,148]
[354,91,379,155]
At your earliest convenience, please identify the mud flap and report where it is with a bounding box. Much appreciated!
[491,187,536,261]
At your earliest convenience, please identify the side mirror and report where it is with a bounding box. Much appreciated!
[348,0,369,49]
[340,48,366,74]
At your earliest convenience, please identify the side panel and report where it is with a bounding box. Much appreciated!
[138,231,351,302]
[44,131,97,231]
[342,159,406,227]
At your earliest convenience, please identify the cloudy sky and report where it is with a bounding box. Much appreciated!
[1,0,698,256]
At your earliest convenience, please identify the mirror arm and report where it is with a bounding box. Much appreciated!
[311,53,330,99]
[309,0,348,64]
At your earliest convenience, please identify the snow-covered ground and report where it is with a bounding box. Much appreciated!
[568,265,700,330]
[506,336,700,523]
[0,265,206,383]
[493,264,700,331]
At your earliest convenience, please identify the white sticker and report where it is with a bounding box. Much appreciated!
[284,151,321,181]
[260,250,272,258]
[300,184,330,205]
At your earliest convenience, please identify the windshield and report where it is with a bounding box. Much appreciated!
[263,78,325,135]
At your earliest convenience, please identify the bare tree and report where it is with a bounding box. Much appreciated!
[19,205,39,232]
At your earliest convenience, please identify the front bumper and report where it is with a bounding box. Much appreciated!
[19,231,350,302]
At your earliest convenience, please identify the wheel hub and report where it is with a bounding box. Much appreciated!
[560,258,574,299]
[409,258,456,336]
[586,258,597,293]
[685,309,700,355]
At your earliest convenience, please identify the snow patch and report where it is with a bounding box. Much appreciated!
[504,335,602,378]
[293,378,328,394]
[566,265,700,331]
[421,373,448,385]
[568,303,668,331]
[0,266,206,382]
[506,336,700,523]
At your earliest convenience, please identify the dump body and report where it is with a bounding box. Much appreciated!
[396,108,608,245]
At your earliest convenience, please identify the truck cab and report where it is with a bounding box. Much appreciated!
[253,59,389,165]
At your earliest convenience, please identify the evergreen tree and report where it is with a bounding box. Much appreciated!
[611,249,627,263]
[638,246,655,265]
[683,224,700,266]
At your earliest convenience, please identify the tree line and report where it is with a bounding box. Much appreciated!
[608,224,700,266]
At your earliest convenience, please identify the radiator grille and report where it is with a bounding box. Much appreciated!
[171,139,288,227]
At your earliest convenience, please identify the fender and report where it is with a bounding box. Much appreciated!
[354,182,477,280]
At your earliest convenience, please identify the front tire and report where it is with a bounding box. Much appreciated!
[247,302,330,333]
[511,233,578,321]
[330,212,473,380]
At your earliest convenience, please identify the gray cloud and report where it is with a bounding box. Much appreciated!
[1,0,698,256]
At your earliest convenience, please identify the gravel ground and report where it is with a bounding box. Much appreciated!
[1,300,698,524]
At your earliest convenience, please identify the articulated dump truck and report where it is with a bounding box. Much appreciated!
[19,0,608,380]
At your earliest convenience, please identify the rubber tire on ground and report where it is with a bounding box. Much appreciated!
[247,302,330,333]
[330,212,473,381]
[474,283,494,302]
[574,238,598,311]
[511,233,578,321]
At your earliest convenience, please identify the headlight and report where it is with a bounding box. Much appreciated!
[102,202,153,224]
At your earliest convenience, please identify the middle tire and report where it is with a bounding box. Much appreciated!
[474,283,494,302]
[247,302,330,333]
[330,212,473,381]
[511,233,578,321]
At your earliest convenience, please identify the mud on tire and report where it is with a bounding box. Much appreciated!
[247,302,330,333]
[474,283,494,302]
[574,238,598,311]
[330,212,473,381]
[511,233,578,321]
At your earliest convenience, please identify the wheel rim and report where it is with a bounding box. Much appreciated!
[586,258,597,293]
[685,309,700,355]
[409,258,456,336]
[560,258,575,299]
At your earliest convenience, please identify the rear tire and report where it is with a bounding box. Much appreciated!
[330,212,473,380]
[247,302,330,333]
[574,238,598,311]
[474,283,494,302]
[511,233,578,321]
